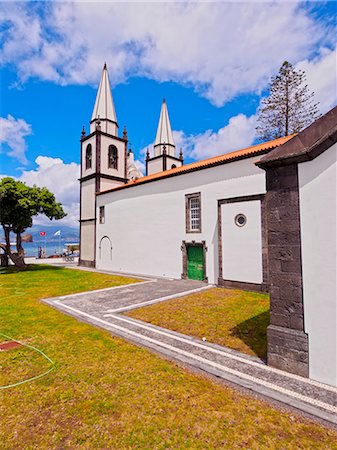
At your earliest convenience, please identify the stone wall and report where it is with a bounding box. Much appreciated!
[265,163,309,377]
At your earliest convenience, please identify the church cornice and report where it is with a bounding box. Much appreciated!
[81,130,127,143]
[90,118,119,127]
[79,173,128,183]
[153,142,175,149]
[147,153,182,163]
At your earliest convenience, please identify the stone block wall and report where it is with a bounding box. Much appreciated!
[265,164,309,377]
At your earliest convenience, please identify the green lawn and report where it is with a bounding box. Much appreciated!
[1,265,336,449]
[128,287,270,359]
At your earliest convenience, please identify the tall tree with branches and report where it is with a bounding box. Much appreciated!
[256,61,320,141]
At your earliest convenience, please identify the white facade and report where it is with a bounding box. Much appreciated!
[299,142,337,386]
[221,200,263,284]
[80,221,95,262]
[80,65,127,266]
[96,156,266,284]
[81,179,96,219]
[79,75,337,387]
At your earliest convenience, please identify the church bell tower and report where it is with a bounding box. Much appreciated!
[79,64,128,267]
[146,99,183,175]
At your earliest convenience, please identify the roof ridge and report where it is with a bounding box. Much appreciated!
[176,134,297,169]
[97,134,294,196]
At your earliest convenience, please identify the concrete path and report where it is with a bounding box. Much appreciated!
[44,278,337,426]
[26,256,79,267]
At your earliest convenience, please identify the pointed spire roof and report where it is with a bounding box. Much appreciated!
[154,99,175,147]
[91,63,117,124]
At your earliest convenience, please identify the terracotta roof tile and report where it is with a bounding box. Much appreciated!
[97,134,295,195]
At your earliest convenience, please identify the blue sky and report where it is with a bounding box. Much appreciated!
[0,1,336,228]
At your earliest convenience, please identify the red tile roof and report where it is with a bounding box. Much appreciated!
[97,134,295,196]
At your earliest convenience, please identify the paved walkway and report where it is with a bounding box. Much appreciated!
[44,277,337,426]
[26,256,79,267]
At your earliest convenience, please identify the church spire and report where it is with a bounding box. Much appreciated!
[90,63,118,135]
[154,99,176,157]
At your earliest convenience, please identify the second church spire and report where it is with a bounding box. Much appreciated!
[154,99,176,157]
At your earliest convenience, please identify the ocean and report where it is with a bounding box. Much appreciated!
[22,241,78,258]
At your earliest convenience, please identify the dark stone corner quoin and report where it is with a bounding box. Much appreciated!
[263,163,309,377]
[255,105,337,378]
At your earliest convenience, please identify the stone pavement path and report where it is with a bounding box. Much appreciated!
[44,277,337,426]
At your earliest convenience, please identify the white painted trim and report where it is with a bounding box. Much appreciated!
[54,280,155,300]
[106,312,337,393]
[103,285,213,313]
[69,266,155,281]
[53,299,337,397]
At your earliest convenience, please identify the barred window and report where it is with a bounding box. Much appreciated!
[186,193,201,233]
[99,206,105,224]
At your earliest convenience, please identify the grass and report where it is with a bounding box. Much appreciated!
[1,342,52,389]
[127,287,270,360]
[1,265,336,449]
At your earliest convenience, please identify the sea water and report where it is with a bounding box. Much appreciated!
[22,241,66,258]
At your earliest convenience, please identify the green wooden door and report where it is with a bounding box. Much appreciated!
[187,245,204,280]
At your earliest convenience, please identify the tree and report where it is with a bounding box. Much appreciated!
[256,61,320,141]
[0,177,66,268]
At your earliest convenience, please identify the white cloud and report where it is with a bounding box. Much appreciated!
[0,115,32,164]
[140,113,256,163]
[296,46,337,115]
[19,156,80,228]
[188,114,257,160]
[0,3,43,67]
[0,2,330,105]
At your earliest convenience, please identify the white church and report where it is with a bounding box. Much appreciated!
[79,65,337,388]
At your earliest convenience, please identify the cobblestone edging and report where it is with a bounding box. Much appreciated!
[44,278,337,426]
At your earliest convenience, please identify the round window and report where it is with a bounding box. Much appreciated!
[234,213,247,227]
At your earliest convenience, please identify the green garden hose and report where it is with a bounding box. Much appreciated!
[0,333,55,389]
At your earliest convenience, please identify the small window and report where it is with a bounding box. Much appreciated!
[108,145,118,169]
[85,144,92,170]
[234,213,247,227]
[186,193,201,233]
[99,206,105,224]
[171,164,177,169]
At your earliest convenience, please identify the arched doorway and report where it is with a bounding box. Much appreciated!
[98,236,112,269]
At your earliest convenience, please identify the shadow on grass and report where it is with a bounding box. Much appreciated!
[230,310,269,361]
[0,264,63,275]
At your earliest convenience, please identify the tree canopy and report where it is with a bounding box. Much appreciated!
[256,61,320,141]
[0,177,66,267]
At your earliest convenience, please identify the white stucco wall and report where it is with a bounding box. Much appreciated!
[299,143,337,387]
[166,155,183,170]
[81,135,126,180]
[81,136,96,178]
[81,179,96,220]
[96,156,266,283]
[100,135,126,179]
[90,120,117,135]
[147,157,164,175]
[80,221,95,261]
[100,178,124,192]
[221,200,263,283]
